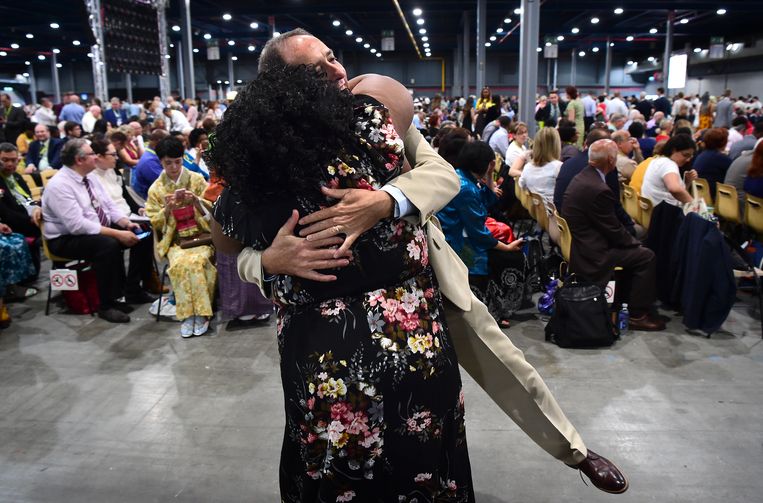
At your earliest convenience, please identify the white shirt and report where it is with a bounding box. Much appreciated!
[32,106,57,127]
[164,109,191,131]
[672,98,690,117]
[81,112,97,133]
[727,128,744,151]
[518,159,562,204]
[488,128,509,158]
[505,141,527,170]
[93,167,131,215]
[641,156,683,207]
[606,97,628,119]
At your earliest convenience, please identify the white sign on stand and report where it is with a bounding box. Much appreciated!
[605,281,616,304]
[50,269,79,291]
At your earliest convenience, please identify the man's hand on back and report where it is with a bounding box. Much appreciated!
[262,209,351,282]
[298,187,394,257]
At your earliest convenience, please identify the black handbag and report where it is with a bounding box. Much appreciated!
[545,274,618,348]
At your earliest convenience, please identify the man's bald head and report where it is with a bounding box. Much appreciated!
[258,29,348,89]
[588,139,618,172]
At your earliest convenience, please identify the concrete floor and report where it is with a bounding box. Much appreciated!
[1,278,762,502]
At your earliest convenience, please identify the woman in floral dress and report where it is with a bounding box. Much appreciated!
[210,66,474,501]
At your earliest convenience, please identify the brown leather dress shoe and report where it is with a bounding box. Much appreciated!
[570,450,629,494]
[629,314,666,331]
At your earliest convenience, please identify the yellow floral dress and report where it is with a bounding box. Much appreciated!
[145,169,216,320]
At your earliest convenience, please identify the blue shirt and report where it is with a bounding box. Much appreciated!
[436,169,498,276]
[183,151,210,181]
[59,103,85,124]
[131,148,162,199]
[693,149,732,196]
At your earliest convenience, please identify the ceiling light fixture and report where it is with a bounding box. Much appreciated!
[0,51,6,57]
[717,8,727,15]
[626,35,634,41]
[485,42,491,47]
[355,37,363,43]
[172,25,180,32]
[38,55,46,60]
[345,29,353,36]
[370,48,377,53]
[364,43,370,48]
[231,56,238,61]
[50,23,60,29]
[514,8,522,15]
[490,35,497,41]
[423,42,430,48]
[614,8,624,14]
[72,40,80,46]
[227,40,235,46]
[496,27,504,33]
[571,27,580,34]
[680,18,689,24]
[332,20,341,27]
[419,28,426,34]
[557,35,564,41]
[504,18,511,24]
[10,43,19,49]
[248,45,255,51]
[591,17,599,24]
[578,51,586,57]
[537,47,542,52]
[627,60,635,65]
[649,28,658,34]
[693,47,702,53]
[416,18,425,25]
[193,48,199,53]
[204,33,212,40]
[26,33,34,39]
[376,53,382,58]
[52,48,60,54]
[592,47,599,52]
[250,22,259,29]
[222,13,232,21]
[413,8,423,16]
[56,63,62,68]
[421,36,428,42]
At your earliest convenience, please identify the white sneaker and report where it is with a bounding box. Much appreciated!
[193,316,210,336]
[180,317,195,338]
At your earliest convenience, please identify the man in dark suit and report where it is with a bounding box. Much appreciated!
[104,97,129,127]
[562,139,664,331]
[0,143,42,274]
[635,92,654,120]
[553,128,638,236]
[25,124,64,184]
[0,93,28,144]
[652,87,671,117]
[535,90,564,127]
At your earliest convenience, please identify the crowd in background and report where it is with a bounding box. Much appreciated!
[1,83,760,334]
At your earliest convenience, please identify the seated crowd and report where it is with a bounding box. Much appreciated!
[0,93,272,334]
[1,84,759,335]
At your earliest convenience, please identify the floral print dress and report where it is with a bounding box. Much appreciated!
[215,96,474,502]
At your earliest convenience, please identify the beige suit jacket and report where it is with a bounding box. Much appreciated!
[236,124,586,464]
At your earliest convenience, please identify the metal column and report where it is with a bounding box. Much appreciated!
[155,0,171,102]
[663,11,675,88]
[85,0,108,103]
[227,53,235,93]
[476,0,486,93]
[50,52,61,104]
[604,36,612,96]
[552,59,558,90]
[176,41,185,99]
[462,11,470,98]
[518,0,540,137]
[453,40,462,97]
[180,0,195,99]
[570,49,577,87]
[125,73,133,103]
[28,64,37,104]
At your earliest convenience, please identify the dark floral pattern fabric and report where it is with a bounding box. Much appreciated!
[217,96,474,501]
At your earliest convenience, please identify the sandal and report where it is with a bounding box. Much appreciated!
[499,319,511,328]
[4,286,38,302]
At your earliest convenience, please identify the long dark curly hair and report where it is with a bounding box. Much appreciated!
[205,64,355,207]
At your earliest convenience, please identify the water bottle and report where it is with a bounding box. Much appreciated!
[618,303,629,334]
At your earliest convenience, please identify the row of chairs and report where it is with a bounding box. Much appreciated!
[621,185,654,231]
[20,169,58,202]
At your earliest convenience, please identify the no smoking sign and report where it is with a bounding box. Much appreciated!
[50,269,79,291]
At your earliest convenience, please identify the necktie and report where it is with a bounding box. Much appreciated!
[83,176,110,227]
[40,141,48,159]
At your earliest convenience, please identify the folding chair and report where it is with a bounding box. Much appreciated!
[692,178,713,207]
[21,174,42,201]
[716,183,742,225]
[40,169,58,188]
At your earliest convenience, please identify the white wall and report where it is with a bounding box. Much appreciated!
[684,72,762,97]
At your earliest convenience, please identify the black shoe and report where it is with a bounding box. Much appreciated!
[125,291,158,304]
[98,307,131,323]
[110,301,134,314]
[226,317,266,331]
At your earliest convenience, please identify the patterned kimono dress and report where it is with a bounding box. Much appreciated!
[215,96,474,502]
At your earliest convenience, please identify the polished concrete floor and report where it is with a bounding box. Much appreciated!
[1,278,762,502]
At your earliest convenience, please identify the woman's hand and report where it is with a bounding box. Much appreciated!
[0,223,12,234]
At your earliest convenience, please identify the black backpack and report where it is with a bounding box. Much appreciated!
[545,275,618,348]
